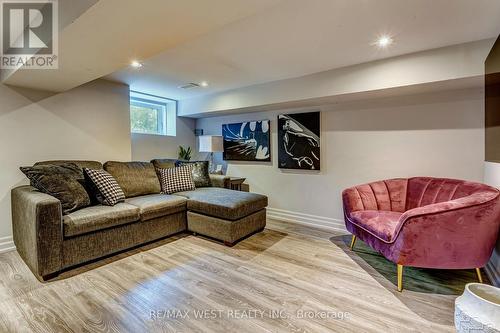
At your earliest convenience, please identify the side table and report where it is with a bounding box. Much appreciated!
[227,177,247,191]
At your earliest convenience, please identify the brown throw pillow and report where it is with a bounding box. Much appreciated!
[20,163,91,214]
[176,161,212,187]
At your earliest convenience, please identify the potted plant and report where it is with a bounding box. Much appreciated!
[178,146,192,161]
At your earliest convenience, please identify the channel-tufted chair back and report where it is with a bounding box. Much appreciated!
[342,177,497,214]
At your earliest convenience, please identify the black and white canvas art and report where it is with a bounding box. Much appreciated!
[278,112,320,170]
[222,120,271,161]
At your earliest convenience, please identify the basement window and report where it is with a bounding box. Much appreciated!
[130,91,177,136]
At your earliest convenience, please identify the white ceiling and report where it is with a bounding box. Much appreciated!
[0,0,98,81]
[58,0,99,31]
[2,0,281,91]
[106,0,500,100]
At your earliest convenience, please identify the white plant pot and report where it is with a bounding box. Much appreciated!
[455,283,500,332]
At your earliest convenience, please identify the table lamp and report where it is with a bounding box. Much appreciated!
[198,135,223,172]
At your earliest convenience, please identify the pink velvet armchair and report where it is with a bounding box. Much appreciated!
[342,177,500,291]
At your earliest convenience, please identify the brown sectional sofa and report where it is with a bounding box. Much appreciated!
[12,160,267,281]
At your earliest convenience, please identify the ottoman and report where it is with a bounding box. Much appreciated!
[174,188,268,246]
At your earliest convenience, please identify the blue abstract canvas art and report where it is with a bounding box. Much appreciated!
[222,120,271,161]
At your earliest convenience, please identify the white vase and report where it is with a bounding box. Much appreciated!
[455,283,500,332]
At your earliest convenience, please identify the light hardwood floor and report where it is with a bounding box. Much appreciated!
[0,219,480,332]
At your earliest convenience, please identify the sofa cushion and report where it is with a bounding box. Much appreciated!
[348,210,403,242]
[20,163,91,214]
[125,194,187,221]
[104,161,161,198]
[35,160,103,170]
[175,187,268,221]
[151,158,178,169]
[63,203,140,237]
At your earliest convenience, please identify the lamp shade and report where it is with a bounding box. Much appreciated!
[199,135,223,152]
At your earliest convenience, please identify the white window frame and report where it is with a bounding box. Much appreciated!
[130,91,177,136]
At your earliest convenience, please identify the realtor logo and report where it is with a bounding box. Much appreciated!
[1,0,58,69]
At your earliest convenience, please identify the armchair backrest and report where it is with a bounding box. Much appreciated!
[343,177,499,214]
[342,179,408,214]
[405,177,497,210]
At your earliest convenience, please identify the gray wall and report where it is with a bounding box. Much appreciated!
[196,88,484,230]
[484,35,500,286]
[0,79,132,250]
[484,162,500,286]
[131,116,196,161]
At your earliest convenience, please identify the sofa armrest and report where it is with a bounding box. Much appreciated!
[11,185,62,279]
[210,174,230,188]
[391,192,500,268]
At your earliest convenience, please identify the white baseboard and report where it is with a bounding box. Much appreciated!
[485,261,500,287]
[0,236,15,254]
[267,207,347,233]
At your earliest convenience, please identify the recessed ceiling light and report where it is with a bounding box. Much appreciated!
[200,81,208,87]
[375,35,393,48]
[130,60,143,68]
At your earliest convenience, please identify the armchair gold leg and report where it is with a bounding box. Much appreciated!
[475,268,483,283]
[350,235,356,250]
[397,264,404,292]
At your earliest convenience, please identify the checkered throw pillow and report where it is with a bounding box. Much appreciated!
[157,165,196,194]
[83,168,125,206]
